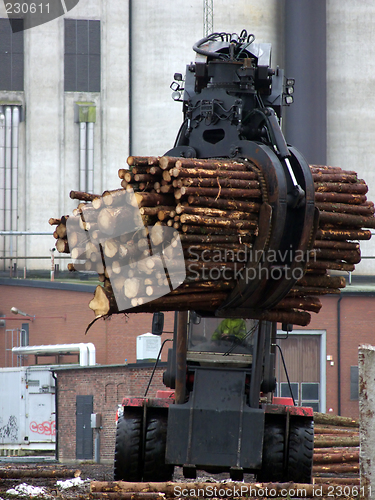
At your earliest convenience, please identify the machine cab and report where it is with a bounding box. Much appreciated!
[186,313,256,368]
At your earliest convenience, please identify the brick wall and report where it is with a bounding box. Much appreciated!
[55,364,166,463]
[0,283,174,367]
[2,281,375,421]
[300,293,375,419]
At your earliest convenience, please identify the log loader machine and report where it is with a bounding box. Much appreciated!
[114,31,316,483]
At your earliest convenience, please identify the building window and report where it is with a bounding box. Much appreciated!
[350,365,359,401]
[0,19,24,91]
[64,19,100,92]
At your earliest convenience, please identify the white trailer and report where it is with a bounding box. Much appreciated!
[0,343,96,455]
[0,366,55,454]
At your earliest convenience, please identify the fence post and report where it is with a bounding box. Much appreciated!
[359,344,375,499]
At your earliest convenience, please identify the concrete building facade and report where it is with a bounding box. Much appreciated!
[1,1,375,273]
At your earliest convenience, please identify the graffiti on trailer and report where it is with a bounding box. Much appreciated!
[0,416,18,442]
[29,421,56,436]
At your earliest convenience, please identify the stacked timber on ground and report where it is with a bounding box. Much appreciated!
[50,156,375,325]
[313,412,359,481]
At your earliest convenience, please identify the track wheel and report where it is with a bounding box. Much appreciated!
[143,412,174,481]
[114,413,142,481]
[287,418,314,483]
[257,418,285,482]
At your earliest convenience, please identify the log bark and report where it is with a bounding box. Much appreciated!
[69,190,100,202]
[172,167,258,180]
[313,477,360,485]
[127,292,229,313]
[316,228,372,241]
[182,224,252,236]
[312,173,358,183]
[176,177,260,189]
[0,468,81,479]
[90,494,165,500]
[313,451,359,463]
[134,173,155,183]
[127,156,159,167]
[313,446,359,454]
[289,286,341,296]
[314,412,359,427]
[91,481,332,497]
[318,210,375,228]
[314,436,360,448]
[276,296,322,313]
[311,247,361,264]
[316,201,374,215]
[251,308,311,327]
[310,165,356,174]
[175,157,252,171]
[296,275,346,289]
[179,213,258,230]
[187,195,261,212]
[313,463,359,473]
[180,233,254,244]
[175,186,262,199]
[314,240,359,250]
[176,204,258,220]
[314,181,368,194]
[305,260,355,272]
[134,192,174,208]
[314,424,359,435]
[314,192,367,204]
[139,206,175,217]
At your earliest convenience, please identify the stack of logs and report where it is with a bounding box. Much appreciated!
[50,156,375,325]
[313,412,359,481]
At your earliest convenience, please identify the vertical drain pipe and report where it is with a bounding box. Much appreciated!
[79,122,87,191]
[337,295,342,416]
[4,107,12,231]
[87,122,94,193]
[11,107,20,269]
[0,110,5,266]
[11,107,19,231]
[4,107,12,272]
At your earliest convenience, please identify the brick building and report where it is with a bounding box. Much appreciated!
[0,279,174,367]
[54,364,166,463]
[1,276,375,422]
[1,276,375,462]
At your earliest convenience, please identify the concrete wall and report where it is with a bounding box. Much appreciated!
[326,1,375,273]
[0,0,286,270]
[130,0,285,156]
[0,0,130,269]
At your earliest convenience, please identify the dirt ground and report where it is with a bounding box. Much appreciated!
[0,461,234,499]
[0,462,114,499]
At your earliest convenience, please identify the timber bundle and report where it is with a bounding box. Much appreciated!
[313,412,359,480]
[50,156,375,326]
